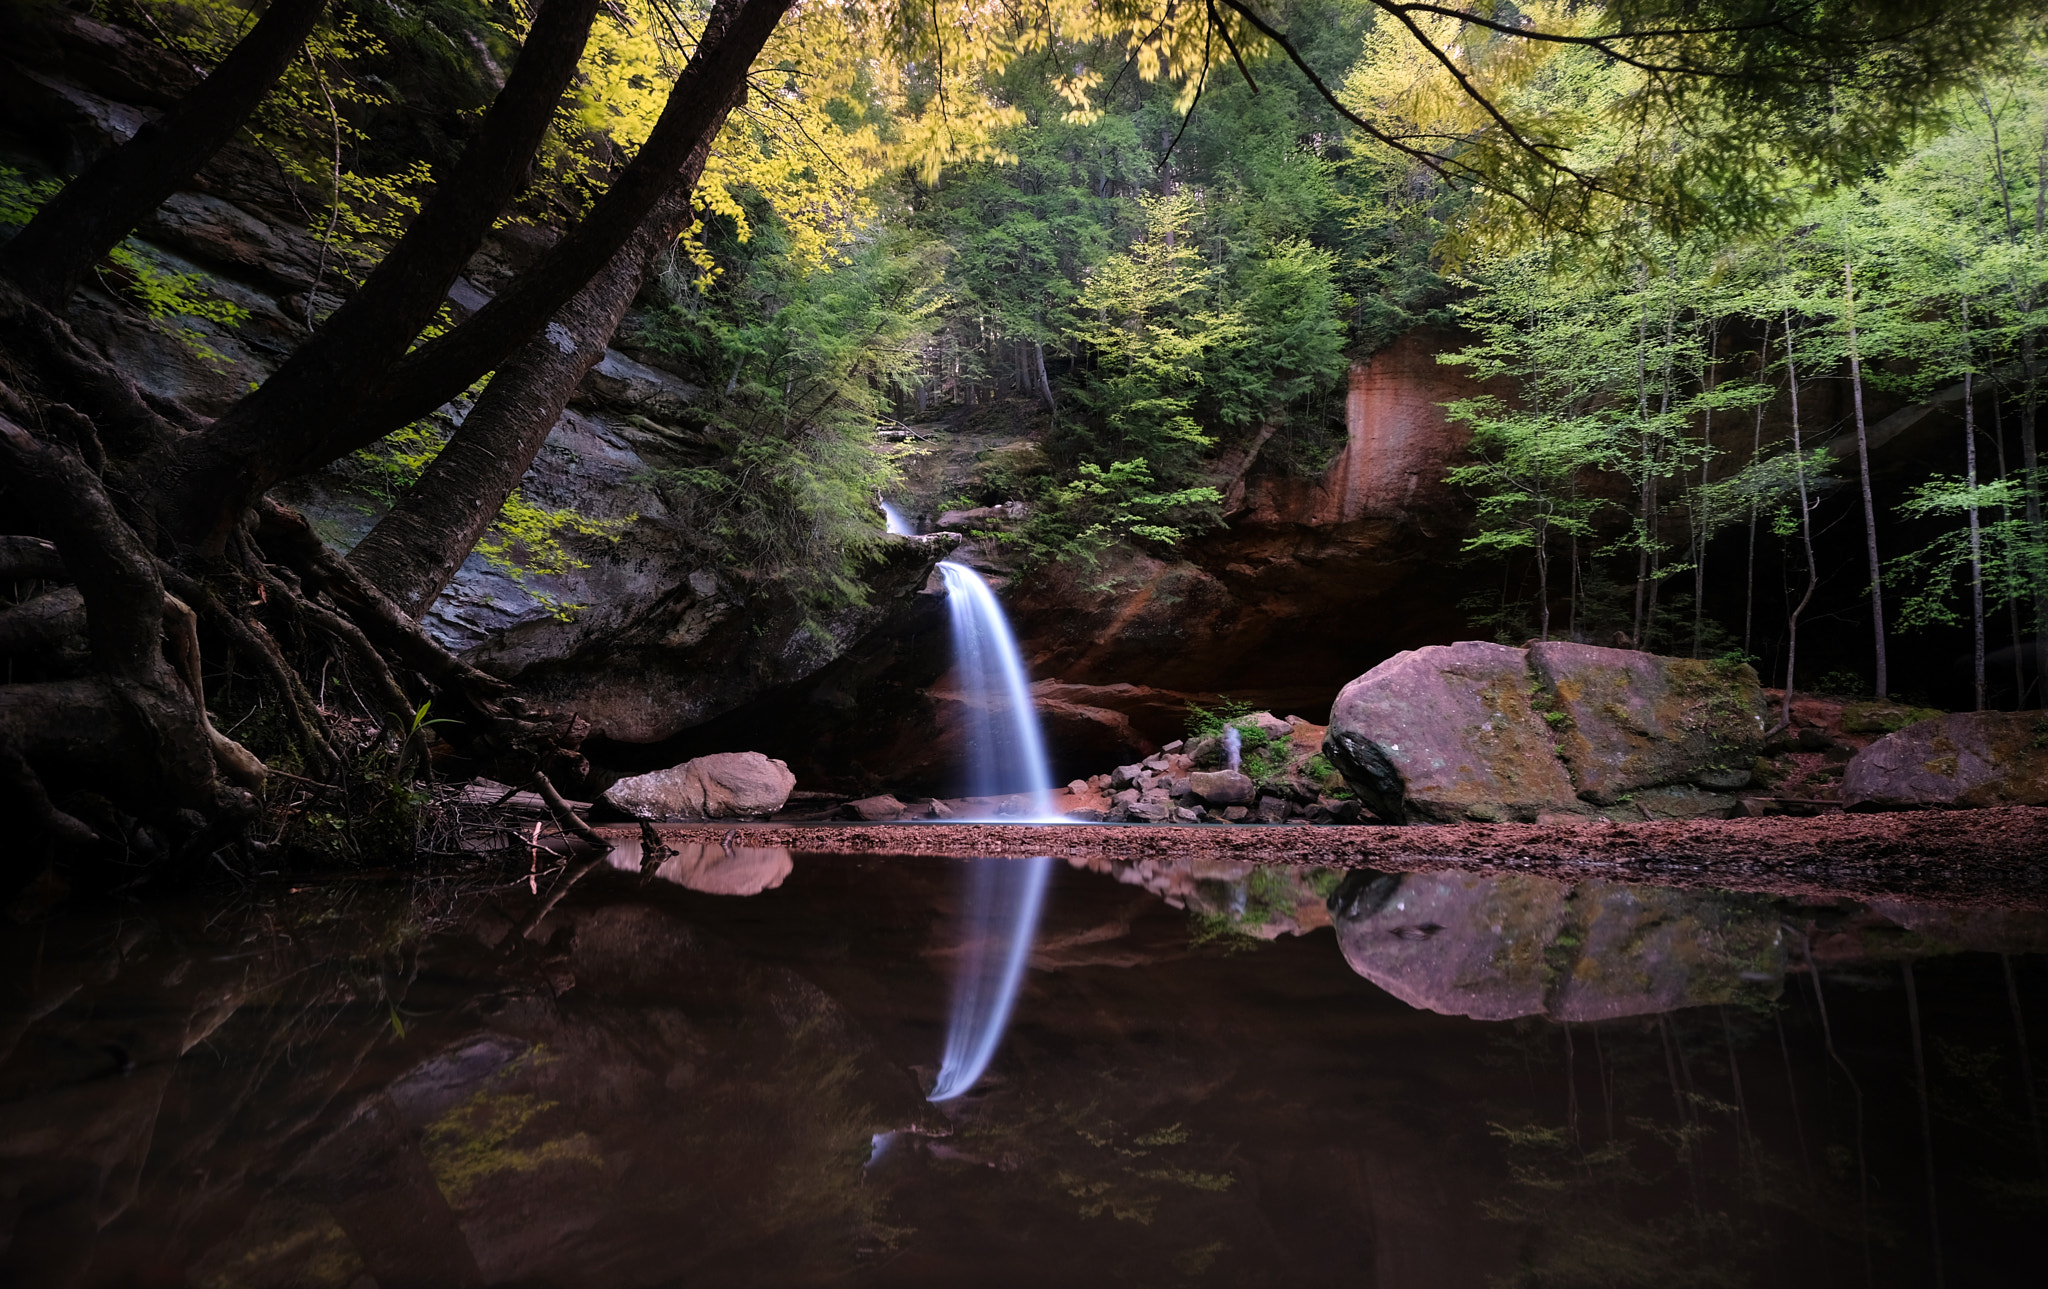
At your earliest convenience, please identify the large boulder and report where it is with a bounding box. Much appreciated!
[1527,642,1767,804]
[599,752,796,820]
[1321,641,1579,824]
[1322,641,1768,824]
[1843,711,2048,809]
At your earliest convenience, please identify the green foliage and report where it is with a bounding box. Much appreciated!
[633,204,940,610]
[3,164,248,361]
[348,420,633,621]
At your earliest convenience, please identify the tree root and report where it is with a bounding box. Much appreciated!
[162,593,266,789]
[159,563,339,772]
[0,740,99,848]
[531,768,611,851]
[233,530,415,726]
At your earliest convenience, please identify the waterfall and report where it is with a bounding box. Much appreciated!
[880,498,913,536]
[882,497,1059,1102]
[937,563,1057,820]
[1223,725,1242,771]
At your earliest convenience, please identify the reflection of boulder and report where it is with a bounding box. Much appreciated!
[602,840,794,895]
[1329,871,1785,1021]
[1843,711,2048,809]
[1323,642,1766,823]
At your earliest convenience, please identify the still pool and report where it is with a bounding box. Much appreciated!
[1,847,2042,1287]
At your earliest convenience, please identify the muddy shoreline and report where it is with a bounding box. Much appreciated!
[615,807,2048,908]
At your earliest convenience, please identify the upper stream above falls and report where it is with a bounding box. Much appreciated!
[3,852,2043,1288]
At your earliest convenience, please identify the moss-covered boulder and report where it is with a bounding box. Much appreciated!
[1527,642,1767,805]
[1843,711,2048,809]
[1321,641,1581,824]
[1321,641,1767,824]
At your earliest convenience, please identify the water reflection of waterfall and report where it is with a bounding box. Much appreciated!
[930,854,1055,1101]
[883,497,1059,1101]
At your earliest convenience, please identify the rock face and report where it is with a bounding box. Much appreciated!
[599,752,796,820]
[1843,711,2048,809]
[1323,642,1766,823]
[1329,871,1785,1021]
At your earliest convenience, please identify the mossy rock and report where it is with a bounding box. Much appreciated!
[1840,699,1946,735]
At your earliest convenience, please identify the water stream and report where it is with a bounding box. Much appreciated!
[884,498,1059,1101]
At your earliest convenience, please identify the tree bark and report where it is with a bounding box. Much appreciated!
[157,0,607,551]
[349,106,736,616]
[0,0,328,311]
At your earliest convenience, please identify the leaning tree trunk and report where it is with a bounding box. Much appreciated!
[348,113,736,616]
[157,0,795,552]
[151,0,607,553]
[0,0,328,312]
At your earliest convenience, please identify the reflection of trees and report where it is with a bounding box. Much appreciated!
[1473,1006,1870,1289]
[2,886,909,1287]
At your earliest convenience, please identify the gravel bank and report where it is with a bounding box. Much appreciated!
[615,807,2048,908]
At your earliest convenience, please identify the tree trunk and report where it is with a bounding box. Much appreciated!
[1745,319,1773,658]
[349,108,736,616]
[158,0,607,552]
[1964,304,1985,711]
[1034,340,1055,412]
[1844,258,1888,697]
[346,0,795,437]
[1781,316,1819,733]
[0,0,328,311]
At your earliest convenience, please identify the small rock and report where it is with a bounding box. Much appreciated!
[1130,797,1173,822]
[1163,775,1191,797]
[1188,769,1256,806]
[1163,739,1185,752]
[1693,766,1753,791]
[1797,727,1832,752]
[1112,788,1141,809]
[1247,712,1293,741]
[930,799,956,818]
[845,794,906,821]
[1112,762,1146,788]
[1068,779,1090,794]
[1142,755,1170,772]
[1738,797,1782,817]
[1223,806,1250,822]
[1171,806,1202,824]
[1255,795,1291,823]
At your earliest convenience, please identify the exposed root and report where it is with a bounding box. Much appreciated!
[0,740,98,849]
[532,768,611,851]
[162,593,266,790]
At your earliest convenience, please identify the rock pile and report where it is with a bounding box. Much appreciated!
[1059,713,1364,824]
